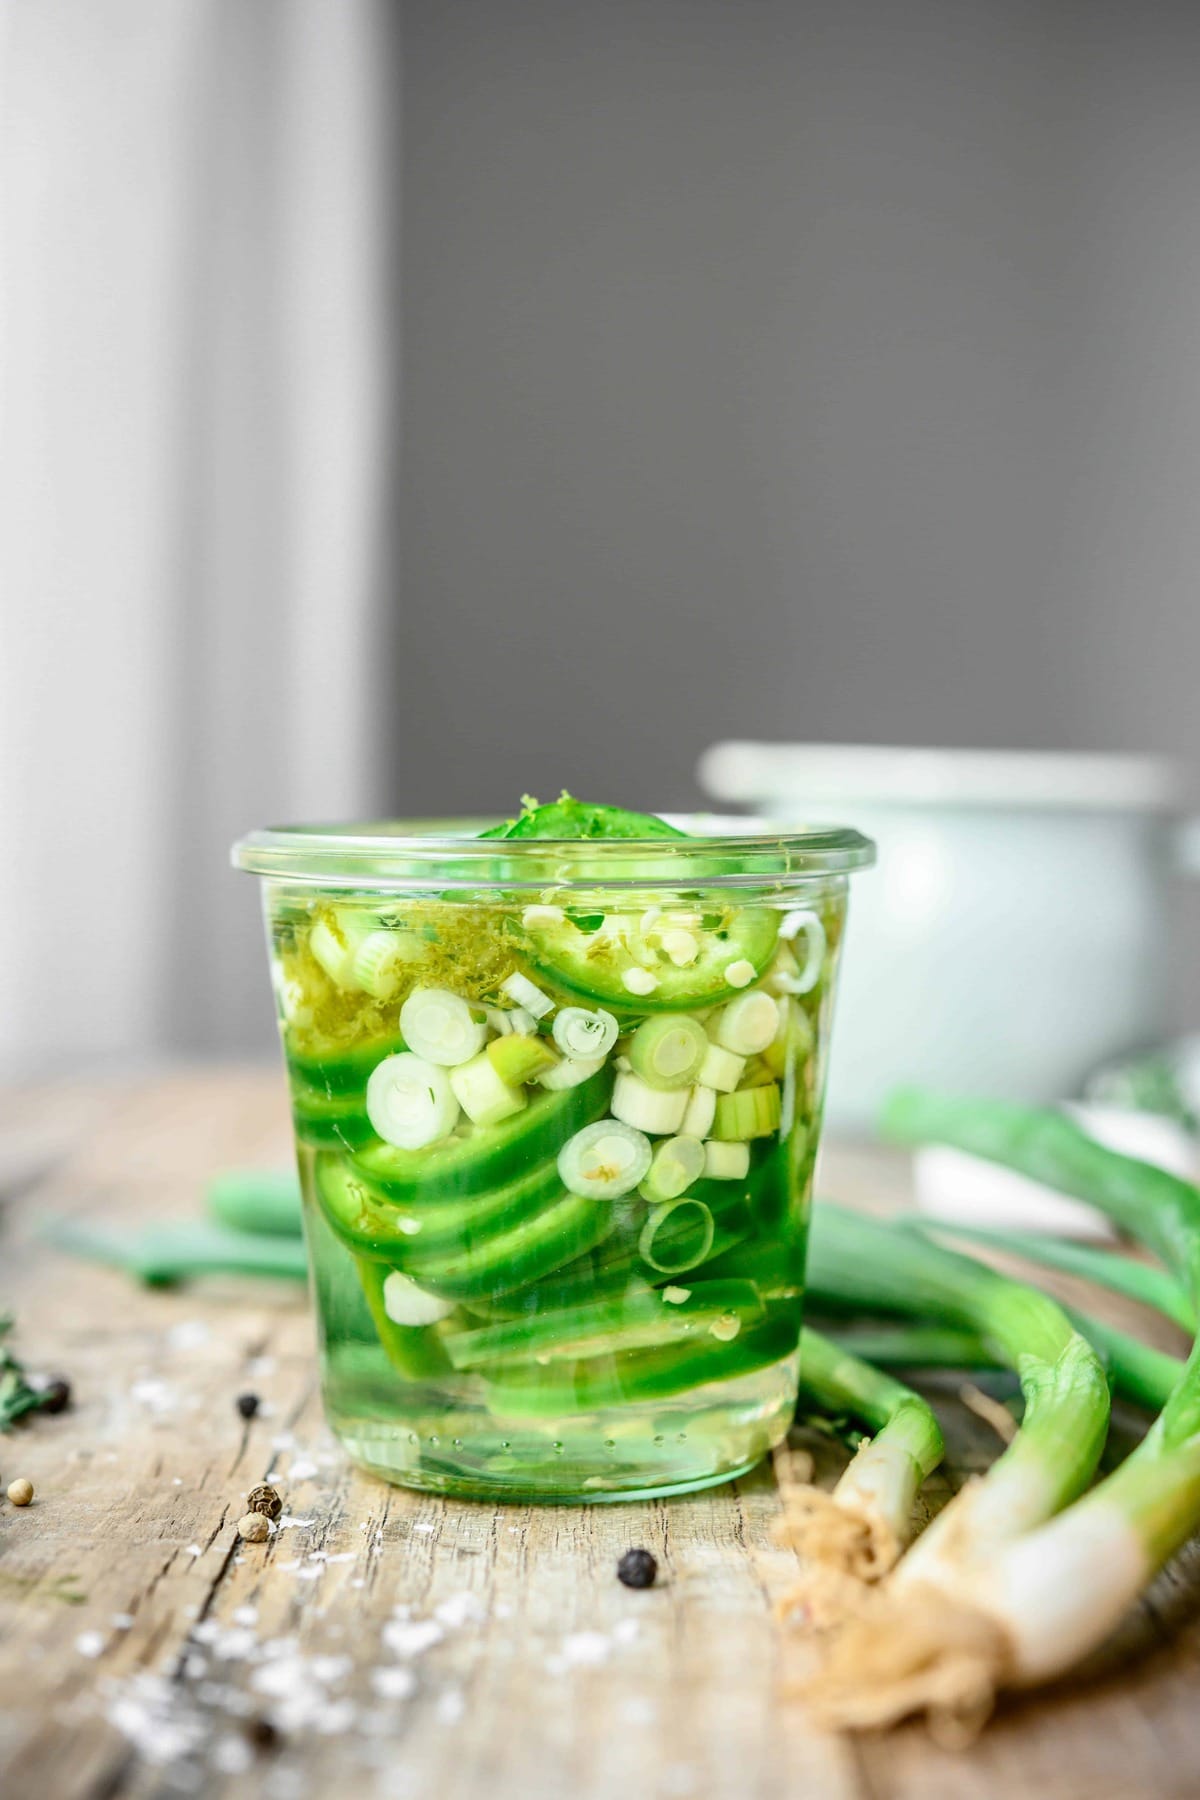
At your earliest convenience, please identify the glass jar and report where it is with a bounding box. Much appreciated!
[232,818,874,1501]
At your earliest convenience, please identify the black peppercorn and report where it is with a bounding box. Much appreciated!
[244,1716,280,1752]
[246,1483,283,1521]
[236,1393,260,1420]
[36,1377,72,1415]
[617,1548,657,1589]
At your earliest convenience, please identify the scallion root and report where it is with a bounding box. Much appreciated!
[774,1447,905,1627]
[798,1579,1010,1743]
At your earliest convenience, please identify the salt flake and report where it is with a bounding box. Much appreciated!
[434,1592,484,1629]
[212,1735,253,1776]
[372,1666,417,1700]
[382,1618,444,1658]
[436,1688,466,1723]
[167,1319,210,1353]
[131,1379,176,1414]
[559,1631,611,1667]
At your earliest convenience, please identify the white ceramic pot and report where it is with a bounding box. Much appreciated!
[699,743,1198,1134]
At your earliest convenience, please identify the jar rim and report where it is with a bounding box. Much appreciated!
[231,814,876,892]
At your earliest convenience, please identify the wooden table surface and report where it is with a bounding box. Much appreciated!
[1,1069,1197,1800]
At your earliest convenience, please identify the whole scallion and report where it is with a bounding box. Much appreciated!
[779,1328,945,1615]
[805,1092,1200,1734]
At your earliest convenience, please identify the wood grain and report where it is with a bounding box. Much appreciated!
[0,1070,1196,1800]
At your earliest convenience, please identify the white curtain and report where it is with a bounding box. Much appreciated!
[0,0,399,1073]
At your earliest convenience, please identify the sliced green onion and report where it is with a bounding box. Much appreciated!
[521,903,566,927]
[697,1043,745,1094]
[553,1006,619,1062]
[703,1141,750,1181]
[366,1053,460,1149]
[775,909,826,993]
[558,1120,652,1199]
[382,1269,457,1326]
[350,930,410,1001]
[486,1033,559,1086]
[537,1053,608,1091]
[399,986,486,1067]
[736,1057,777,1089]
[500,970,554,1018]
[714,991,780,1057]
[711,1083,782,1141]
[659,927,700,966]
[628,1015,709,1090]
[354,1257,452,1379]
[763,997,814,1080]
[638,1199,715,1273]
[680,1084,717,1138]
[309,917,362,989]
[610,1071,689,1135]
[448,1052,528,1127]
[639,1135,706,1202]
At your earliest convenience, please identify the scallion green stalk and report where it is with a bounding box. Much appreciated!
[820,1322,991,1372]
[882,1089,1200,1297]
[903,1215,1194,1331]
[821,1317,1181,1418]
[39,1219,309,1285]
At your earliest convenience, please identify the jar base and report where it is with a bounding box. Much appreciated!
[337,1444,769,1504]
[325,1358,798,1504]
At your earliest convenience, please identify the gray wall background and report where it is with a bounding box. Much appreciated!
[13,0,1200,1067]
[397,0,1200,818]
